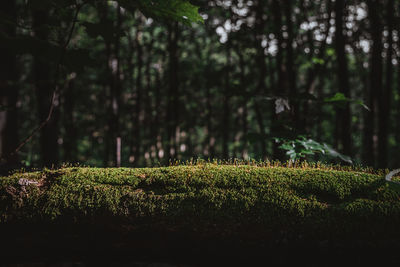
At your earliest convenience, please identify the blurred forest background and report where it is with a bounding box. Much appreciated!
[0,0,400,171]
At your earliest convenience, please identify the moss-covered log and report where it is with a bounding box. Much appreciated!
[1,164,400,265]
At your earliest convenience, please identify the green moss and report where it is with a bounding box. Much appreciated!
[0,163,399,240]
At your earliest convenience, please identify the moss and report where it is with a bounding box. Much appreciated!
[0,163,399,241]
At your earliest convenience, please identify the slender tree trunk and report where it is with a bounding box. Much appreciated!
[33,10,59,167]
[284,0,298,130]
[253,0,267,159]
[378,0,393,168]
[145,39,154,163]
[126,25,135,164]
[166,22,180,161]
[0,0,19,169]
[222,40,231,159]
[113,5,122,167]
[154,67,162,161]
[133,16,143,166]
[363,1,383,167]
[63,75,77,163]
[205,61,215,158]
[272,1,286,161]
[102,5,122,167]
[237,51,248,159]
[397,16,400,162]
[334,0,352,157]
[100,4,112,166]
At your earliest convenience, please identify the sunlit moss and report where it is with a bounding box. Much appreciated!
[0,163,399,240]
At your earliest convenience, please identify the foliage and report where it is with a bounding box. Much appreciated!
[275,136,353,164]
[324,92,370,111]
[118,0,203,25]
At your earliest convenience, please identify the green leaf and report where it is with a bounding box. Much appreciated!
[277,136,353,164]
[322,143,353,164]
[324,92,347,103]
[324,93,370,111]
[326,48,335,57]
[117,0,203,26]
[312,57,324,65]
[355,100,371,111]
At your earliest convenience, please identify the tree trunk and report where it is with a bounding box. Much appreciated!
[166,22,180,162]
[33,10,59,167]
[145,38,154,163]
[205,61,215,159]
[113,5,122,167]
[363,1,383,167]
[102,5,122,167]
[253,0,267,159]
[133,16,143,166]
[0,0,19,169]
[62,75,77,163]
[378,0,393,168]
[284,0,298,130]
[271,1,286,161]
[237,51,248,159]
[334,0,352,157]
[222,40,231,159]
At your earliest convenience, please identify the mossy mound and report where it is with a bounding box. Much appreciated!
[1,164,400,265]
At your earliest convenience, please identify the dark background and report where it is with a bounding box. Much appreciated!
[0,0,399,171]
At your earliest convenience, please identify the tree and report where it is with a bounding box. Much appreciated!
[334,0,352,157]
[378,0,394,168]
[0,0,19,169]
[33,8,60,167]
[364,0,383,168]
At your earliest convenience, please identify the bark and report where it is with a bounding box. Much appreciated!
[397,15,400,160]
[222,40,231,159]
[63,76,77,163]
[133,17,143,166]
[271,1,286,161]
[378,0,393,168]
[166,23,180,161]
[33,10,59,167]
[100,5,112,166]
[253,0,267,159]
[205,62,215,159]
[363,1,383,167]
[102,5,122,167]
[284,0,298,130]
[145,39,154,163]
[0,0,19,168]
[113,5,122,167]
[334,0,352,157]
[237,51,248,159]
